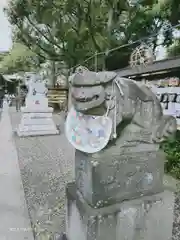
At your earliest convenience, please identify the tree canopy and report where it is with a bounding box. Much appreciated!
[167,38,180,57]
[4,0,180,72]
[0,42,40,74]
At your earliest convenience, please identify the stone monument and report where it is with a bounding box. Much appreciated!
[64,68,177,240]
[17,73,59,137]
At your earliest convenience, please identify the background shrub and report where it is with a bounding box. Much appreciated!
[161,130,180,179]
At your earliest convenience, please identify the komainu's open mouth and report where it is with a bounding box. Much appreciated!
[75,94,100,103]
[72,91,105,113]
[71,85,105,112]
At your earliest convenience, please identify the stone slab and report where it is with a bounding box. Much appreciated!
[18,124,57,131]
[66,182,174,240]
[21,118,56,125]
[0,103,34,240]
[17,102,58,136]
[75,150,165,207]
[25,96,48,108]
[21,107,53,113]
[16,128,59,137]
[22,112,53,118]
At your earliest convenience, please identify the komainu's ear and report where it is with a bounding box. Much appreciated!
[96,71,117,84]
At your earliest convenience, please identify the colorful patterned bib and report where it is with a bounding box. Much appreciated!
[65,107,112,153]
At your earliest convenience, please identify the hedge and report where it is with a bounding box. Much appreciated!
[161,130,180,179]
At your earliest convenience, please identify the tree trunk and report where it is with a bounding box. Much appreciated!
[51,61,56,87]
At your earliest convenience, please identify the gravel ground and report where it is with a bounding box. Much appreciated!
[0,108,2,119]
[8,107,180,239]
[172,191,180,240]
[9,107,74,239]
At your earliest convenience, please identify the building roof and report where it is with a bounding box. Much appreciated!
[116,56,180,77]
[3,74,23,82]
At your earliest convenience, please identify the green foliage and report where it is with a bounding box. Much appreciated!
[0,51,9,62]
[160,0,180,58]
[0,43,39,74]
[167,39,180,57]
[4,0,176,71]
[161,130,180,179]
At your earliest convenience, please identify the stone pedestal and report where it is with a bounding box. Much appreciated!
[62,149,175,240]
[63,69,177,240]
[17,95,59,137]
[66,182,174,240]
[75,149,165,208]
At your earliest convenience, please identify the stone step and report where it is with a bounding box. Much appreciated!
[16,129,59,137]
[22,112,53,118]
[21,118,55,125]
[18,124,57,132]
[21,107,53,113]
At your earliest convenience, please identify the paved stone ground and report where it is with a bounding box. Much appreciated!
[9,107,74,239]
[0,103,34,240]
[0,108,2,120]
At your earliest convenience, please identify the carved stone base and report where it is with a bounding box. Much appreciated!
[16,110,59,137]
[75,150,165,207]
[20,107,53,113]
[66,182,174,240]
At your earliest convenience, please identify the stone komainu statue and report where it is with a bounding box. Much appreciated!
[68,69,177,207]
[70,70,176,147]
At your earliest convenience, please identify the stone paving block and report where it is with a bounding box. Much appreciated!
[0,105,34,240]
